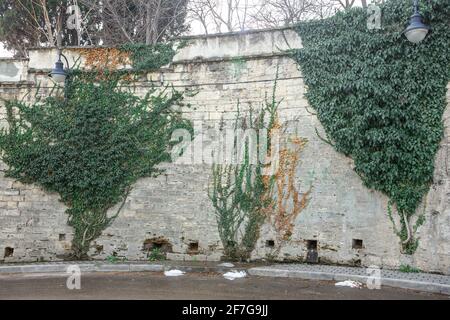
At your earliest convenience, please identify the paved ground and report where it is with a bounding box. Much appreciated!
[0,272,447,300]
[249,263,450,294]
[250,263,450,285]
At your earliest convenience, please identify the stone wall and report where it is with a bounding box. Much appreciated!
[1,27,449,274]
[0,59,28,82]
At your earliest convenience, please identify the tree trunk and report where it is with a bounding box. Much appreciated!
[40,0,55,45]
[146,0,162,45]
[145,2,153,44]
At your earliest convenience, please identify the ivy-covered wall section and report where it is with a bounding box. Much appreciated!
[0,42,192,259]
[292,0,450,254]
[0,71,191,259]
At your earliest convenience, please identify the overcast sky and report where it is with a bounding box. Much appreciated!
[0,43,12,58]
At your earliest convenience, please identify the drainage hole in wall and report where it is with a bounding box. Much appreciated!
[188,241,199,253]
[266,240,275,248]
[4,247,14,258]
[59,234,66,241]
[306,240,318,250]
[143,237,173,255]
[352,239,363,249]
[152,243,162,249]
[305,240,318,264]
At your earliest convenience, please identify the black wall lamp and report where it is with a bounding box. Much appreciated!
[49,48,70,84]
[404,0,431,44]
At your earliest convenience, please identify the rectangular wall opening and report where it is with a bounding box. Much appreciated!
[306,240,318,250]
[4,247,14,258]
[305,240,318,264]
[188,242,199,253]
[266,240,275,248]
[143,237,173,253]
[352,239,363,249]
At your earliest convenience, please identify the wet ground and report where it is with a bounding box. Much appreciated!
[0,272,447,300]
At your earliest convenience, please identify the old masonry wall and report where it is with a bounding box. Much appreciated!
[1,27,449,274]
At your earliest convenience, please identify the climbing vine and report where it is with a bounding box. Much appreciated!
[77,42,181,76]
[209,87,279,261]
[0,71,192,259]
[292,0,450,253]
[120,42,181,72]
[210,77,312,260]
[269,135,311,243]
[78,48,130,71]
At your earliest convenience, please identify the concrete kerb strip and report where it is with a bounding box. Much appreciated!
[0,262,246,275]
[247,267,450,295]
[0,263,165,274]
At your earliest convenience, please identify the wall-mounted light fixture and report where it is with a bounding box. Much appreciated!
[403,0,431,44]
[49,49,70,84]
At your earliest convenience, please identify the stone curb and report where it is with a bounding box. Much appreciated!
[0,263,247,275]
[247,267,450,296]
[169,265,247,274]
[0,263,165,274]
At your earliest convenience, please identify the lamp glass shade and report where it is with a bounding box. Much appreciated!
[51,72,67,83]
[405,28,429,44]
[404,12,430,44]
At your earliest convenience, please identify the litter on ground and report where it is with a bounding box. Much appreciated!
[335,280,363,288]
[223,270,247,280]
[164,269,185,277]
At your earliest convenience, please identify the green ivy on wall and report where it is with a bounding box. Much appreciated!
[0,71,192,259]
[292,0,450,254]
[209,85,279,261]
[120,42,184,71]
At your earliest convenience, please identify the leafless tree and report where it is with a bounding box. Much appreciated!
[188,0,253,34]
[80,0,189,45]
[14,0,61,46]
[334,0,374,9]
[334,0,356,9]
[250,0,319,28]
[188,0,377,35]
[187,0,214,34]
[310,0,339,19]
